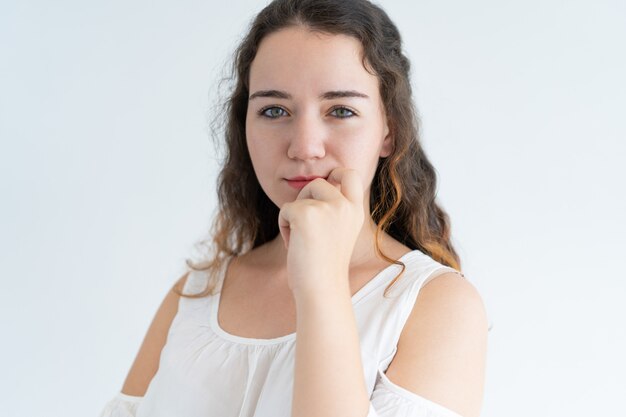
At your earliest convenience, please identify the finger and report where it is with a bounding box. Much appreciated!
[278,203,293,248]
[296,177,342,202]
[327,167,363,204]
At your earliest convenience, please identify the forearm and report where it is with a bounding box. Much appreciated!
[292,281,370,417]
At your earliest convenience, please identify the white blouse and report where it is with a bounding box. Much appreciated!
[100,250,468,417]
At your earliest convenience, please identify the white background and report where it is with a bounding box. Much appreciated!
[1,1,624,416]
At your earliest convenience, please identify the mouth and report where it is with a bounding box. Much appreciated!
[285,175,328,190]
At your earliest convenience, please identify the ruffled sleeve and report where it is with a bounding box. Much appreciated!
[367,368,464,417]
[99,393,142,417]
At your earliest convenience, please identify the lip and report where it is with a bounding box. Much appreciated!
[285,175,328,190]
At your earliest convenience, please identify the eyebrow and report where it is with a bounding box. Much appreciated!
[249,89,369,100]
[249,90,291,100]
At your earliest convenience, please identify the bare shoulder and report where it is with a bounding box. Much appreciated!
[417,272,487,324]
[384,272,488,417]
[120,271,191,397]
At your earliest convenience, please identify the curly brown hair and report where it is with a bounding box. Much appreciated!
[176,0,461,298]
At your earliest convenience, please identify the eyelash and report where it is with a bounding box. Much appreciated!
[257,106,357,119]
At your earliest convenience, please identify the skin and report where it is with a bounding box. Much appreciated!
[245,26,391,417]
[245,25,397,281]
[120,24,487,417]
[245,26,487,417]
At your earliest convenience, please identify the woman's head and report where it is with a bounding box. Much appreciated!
[187,0,460,296]
[245,25,393,212]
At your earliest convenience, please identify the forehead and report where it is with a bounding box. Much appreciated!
[249,26,380,96]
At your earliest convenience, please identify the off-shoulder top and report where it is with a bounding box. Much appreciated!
[100,250,472,417]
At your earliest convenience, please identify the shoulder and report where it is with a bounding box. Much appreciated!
[385,272,488,417]
[414,271,487,327]
[121,271,190,396]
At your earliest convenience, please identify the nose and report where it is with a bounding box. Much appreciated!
[287,113,326,161]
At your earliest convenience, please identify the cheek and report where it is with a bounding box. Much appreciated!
[246,122,284,179]
[332,123,384,175]
[330,122,369,149]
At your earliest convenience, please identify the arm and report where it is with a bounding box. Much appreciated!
[382,272,488,417]
[292,271,488,417]
[292,278,370,417]
[120,272,190,396]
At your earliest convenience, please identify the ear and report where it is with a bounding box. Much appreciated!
[379,120,393,158]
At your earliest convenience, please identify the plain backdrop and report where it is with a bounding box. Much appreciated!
[1,1,625,416]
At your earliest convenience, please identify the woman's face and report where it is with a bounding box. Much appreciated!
[246,25,393,210]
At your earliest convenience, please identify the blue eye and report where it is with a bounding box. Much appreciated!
[330,107,356,118]
[260,107,288,119]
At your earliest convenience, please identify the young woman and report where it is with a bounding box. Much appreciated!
[100,1,488,416]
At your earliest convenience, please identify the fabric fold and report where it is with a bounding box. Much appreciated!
[99,393,143,417]
[367,367,464,417]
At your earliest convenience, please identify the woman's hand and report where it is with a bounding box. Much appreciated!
[278,167,365,297]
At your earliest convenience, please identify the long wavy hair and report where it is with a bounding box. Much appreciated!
[176,0,461,298]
